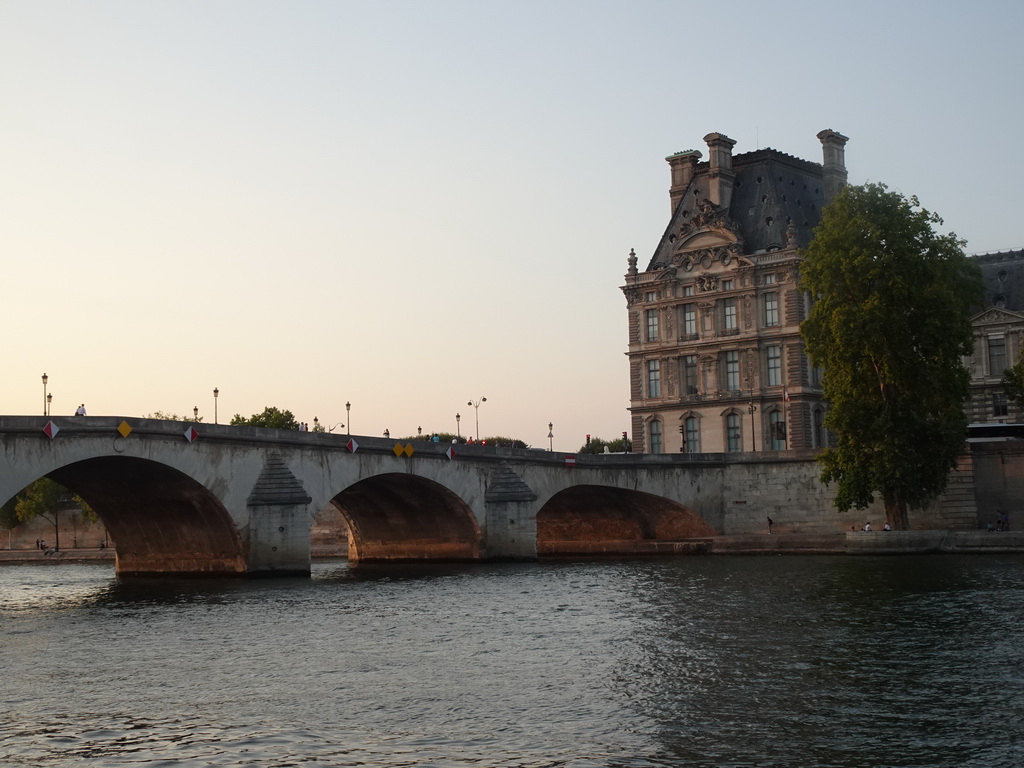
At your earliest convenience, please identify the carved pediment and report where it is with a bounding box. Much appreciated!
[972,307,1024,326]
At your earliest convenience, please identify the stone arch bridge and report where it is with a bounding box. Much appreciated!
[2,416,846,577]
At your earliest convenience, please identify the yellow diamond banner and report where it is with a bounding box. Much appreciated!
[117,421,133,438]
[392,443,404,457]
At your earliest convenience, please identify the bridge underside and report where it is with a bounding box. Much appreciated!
[537,485,714,556]
[333,473,483,564]
[49,457,246,576]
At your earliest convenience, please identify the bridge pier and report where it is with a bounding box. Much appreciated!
[483,462,539,561]
[245,453,313,577]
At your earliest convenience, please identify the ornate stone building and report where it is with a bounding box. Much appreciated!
[966,249,1024,424]
[622,129,849,454]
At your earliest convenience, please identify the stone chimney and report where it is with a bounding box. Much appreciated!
[817,129,849,199]
[665,149,701,214]
[703,132,737,210]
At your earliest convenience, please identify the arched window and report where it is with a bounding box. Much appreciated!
[768,410,786,450]
[684,415,700,454]
[725,413,741,452]
[649,419,663,454]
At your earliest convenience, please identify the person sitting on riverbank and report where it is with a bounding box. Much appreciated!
[863,522,872,532]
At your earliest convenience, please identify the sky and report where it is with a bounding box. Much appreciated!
[3,1,1023,451]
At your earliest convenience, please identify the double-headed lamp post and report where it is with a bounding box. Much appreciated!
[213,388,219,425]
[467,397,486,441]
[42,373,48,416]
[548,422,554,452]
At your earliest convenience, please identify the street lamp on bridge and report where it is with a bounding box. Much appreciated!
[193,406,198,421]
[467,397,486,441]
[42,373,48,416]
[47,393,52,417]
[213,388,219,425]
[346,401,351,435]
[548,422,554,452]
[455,413,461,440]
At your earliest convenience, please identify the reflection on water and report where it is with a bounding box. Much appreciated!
[1,556,1023,767]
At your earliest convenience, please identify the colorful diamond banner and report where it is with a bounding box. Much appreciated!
[117,421,133,438]
[43,421,59,439]
[184,426,199,443]
[346,438,359,453]
[445,446,456,460]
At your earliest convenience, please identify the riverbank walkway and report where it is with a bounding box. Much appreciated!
[2,531,1023,564]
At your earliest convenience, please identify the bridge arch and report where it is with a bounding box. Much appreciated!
[536,484,714,556]
[47,456,245,576]
[332,473,482,563]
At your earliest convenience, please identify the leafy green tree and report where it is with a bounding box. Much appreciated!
[800,183,982,530]
[230,407,299,430]
[147,410,202,422]
[13,478,92,550]
[1,496,20,549]
[1004,357,1024,410]
[577,436,631,454]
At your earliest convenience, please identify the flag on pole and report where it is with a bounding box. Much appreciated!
[784,389,791,402]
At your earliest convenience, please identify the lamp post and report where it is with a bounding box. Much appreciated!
[456,413,461,439]
[384,428,390,439]
[213,388,219,424]
[193,406,198,421]
[548,422,554,452]
[42,373,48,416]
[47,393,52,417]
[314,417,319,431]
[467,397,486,441]
[417,426,422,436]
[346,401,351,435]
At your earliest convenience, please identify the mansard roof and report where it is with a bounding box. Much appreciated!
[646,147,828,272]
[974,249,1024,313]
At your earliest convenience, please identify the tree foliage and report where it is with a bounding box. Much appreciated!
[1004,357,1024,410]
[799,183,982,529]
[577,436,632,454]
[230,407,299,430]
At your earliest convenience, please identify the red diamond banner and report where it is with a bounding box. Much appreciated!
[346,438,359,453]
[446,446,456,460]
[43,421,59,439]
[184,426,199,443]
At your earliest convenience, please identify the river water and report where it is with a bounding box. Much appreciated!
[1,555,1022,768]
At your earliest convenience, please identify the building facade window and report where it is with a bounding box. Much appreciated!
[645,291,656,303]
[768,410,786,450]
[647,359,661,398]
[764,292,779,327]
[682,354,698,395]
[722,279,734,291]
[994,392,1009,418]
[724,350,740,391]
[723,298,738,331]
[646,309,659,342]
[684,416,699,453]
[683,284,694,297]
[988,335,1006,375]
[725,413,741,452]
[649,419,663,454]
[683,303,697,335]
[766,345,782,386]
[813,407,825,449]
